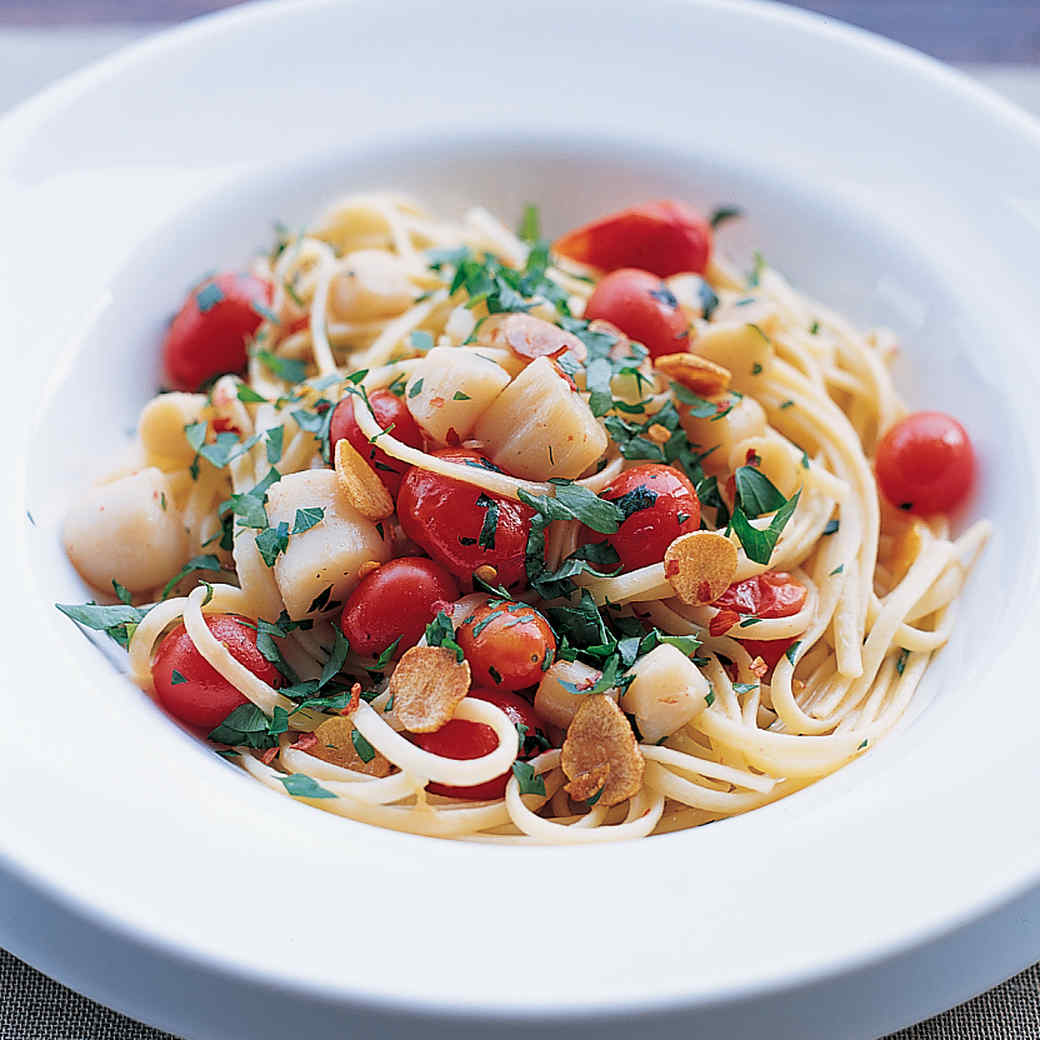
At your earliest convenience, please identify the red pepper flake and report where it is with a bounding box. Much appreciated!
[709,608,741,637]
[213,417,241,436]
[749,656,769,679]
[339,682,362,716]
[289,732,319,752]
[259,746,279,765]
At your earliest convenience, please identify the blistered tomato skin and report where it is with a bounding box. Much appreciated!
[396,449,534,587]
[584,268,690,359]
[328,389,424,496]
[456,601,556,691]
[599,463,701,571]
[713,572,808,673]
[339,557,459,659]
[161,273,271,391]
[875,411,975,516]
[152,613,282,731]
[412,687,547,800]
[553,200,713,277]
[715,572,808,619]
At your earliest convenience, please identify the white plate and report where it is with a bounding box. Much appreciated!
[2,2,1040,1037]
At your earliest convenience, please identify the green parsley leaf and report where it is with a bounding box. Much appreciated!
[256,351,307,384]
[785,641,802,665]
[518,203,541,244]
[823,518,840,535]
[709,205,744,230]
[895,649,908,676]
[236,384,268,404]
[111,580,132,605]
[408,377,424,398]
[730,489,801,565]
[350,729,376,763]
[425,611,464,662]
[292,507,324,534]
[452,390,471,401]
[409,330,434,353]
[266,425,284,464]
[161,553,223,600]
[732,682,758,694]
[170,669,188,685]
[255,521,290,567]
[512,760,546,797]
[319,628,351,688]
[476,493,499,549]
[196,282,225,313]
[56,601,149,648]
[208,703,279,749]
[279,773,337,799]
[734,465,786,518]
[184,421,207,454]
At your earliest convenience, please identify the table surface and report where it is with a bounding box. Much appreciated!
[1,9,1038,1040]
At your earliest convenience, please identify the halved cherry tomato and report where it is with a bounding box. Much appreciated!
[875,411,974,515]
[152,613,282,730]
[329,389,424,496]
[714,573,807,673]
[161,273,271,391]
[456,600,556,691]
[339,557,459,659]
[714,572,807,618]
[584,268,690,359]
[396,449,534,586]
[598,463,700,571]
[412,687,546,800]
[554,200,713,277]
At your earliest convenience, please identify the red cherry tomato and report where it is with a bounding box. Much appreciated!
[152,613,282,731]
[329,389,424,497]
[339,557,459,659]
[161,273,271,391]
[553,200,713,277]
[714,572,808,618]
[598,463,700,571]
[713,572,807,674]
[412,687,546,800]
[584,268,690,359]
[875,411,975,515]
[456,600,556,691]
[397,449,534,586]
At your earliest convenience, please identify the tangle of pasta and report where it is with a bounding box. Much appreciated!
[58,192,988,843]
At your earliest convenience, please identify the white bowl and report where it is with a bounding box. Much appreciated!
[2,2,1040,1037]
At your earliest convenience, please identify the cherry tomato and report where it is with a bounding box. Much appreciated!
[875,411,975,515]
[584,268,690,359]
[161,273,271,391]
[397,449,534,586]
[714,572,807,618]
[553,200,713,277]
[713,573,807,674]
[339,557,459,659]
[598,463,700,571]
[412,687,546,800]
[329,389,424,497]
[456,600,556,691]
[152,613,282,731]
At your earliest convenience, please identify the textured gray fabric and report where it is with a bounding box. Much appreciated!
[2,947,1039,1039]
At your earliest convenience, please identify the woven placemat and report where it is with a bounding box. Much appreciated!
[2,947,1038,1039]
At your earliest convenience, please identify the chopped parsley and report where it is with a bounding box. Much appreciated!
[279,773,337,799]
[709,205,744,230]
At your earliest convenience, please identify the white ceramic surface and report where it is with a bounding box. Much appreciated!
[2,2,1040,1037]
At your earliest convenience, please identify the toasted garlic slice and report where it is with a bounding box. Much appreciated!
[306,716,392,777]
[654,352,731,396]
[664,530,738,605]
[561,695,644,807]
[621,644,711,743]
[391,646,471,733]
[334,437,394,521]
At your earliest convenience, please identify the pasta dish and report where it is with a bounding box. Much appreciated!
[57,194,988,842]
